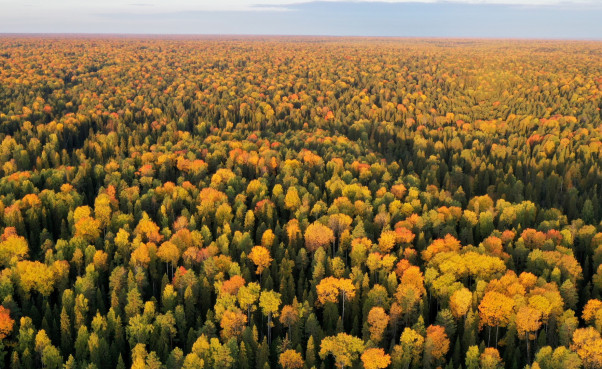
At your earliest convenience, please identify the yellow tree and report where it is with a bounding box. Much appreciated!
[16,260,54,298]
[259,290,281,344]
[135,213,163,244]
[367,307,389,343]
[399,327,424,369]
[319,333,365,369]
[157,241,180,277]
[337,278,356,321]
[73,205,92,224]
[478,291,514,347]
[261,229,275,249]
[284,187,301,212]
[571,327,602,369]
[480,347,503,369]
[582,299,602,331]
[285,219,302,247]
[450,288,472,319]
[279,349,304,369]
[395,266,425,324]
[329,213,353,253]
[94,193,112,232]
[316,277,356,320]
[0,228,28,267]
[237,282,261,321]
[378,230,397,254]
[516,306,542,363]
[249,246,272,281]
[361,348,391,369]
[220,309,247,340]
[305,222,335,253]
[74,215,101,242]
[130,243,152,271]
[316,276,340,305]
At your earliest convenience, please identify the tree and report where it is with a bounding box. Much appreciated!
[221,275,246,296]
[582,299,602,329]
[41,345,62,369]
[480,347,503,369]
[422,234,462,262]
[238,282,261,321]
[316,277,356,320]
[337,278,356,321]
[571,327,602,369]
[391,184,407,199]
[74,214,101,242]
[361,348,391,369]
[284,187,301,212]
[378,230,397,254]
[367,307,389,343]
[423,325,449,369]
[317,277,341,305]
[261,229,275,249]
[249,246,272,277]
[329,213,353,252]
[516,305,542,363]
[220,310,247,340]
[209,337,234,369]
[478,291,514,347]
[533,346,581,369]
[0,228,28,267]
[157,241,180,277]
[305,222,335,253]
[465,345,480,369]
[94,193,112,230]
[259,290,281,344]
[395,266,425,323]
[319,333,365,369]
[279,305,300,336]
[279,349,304,369]
[16,260,54,297]
[399,327,424,369]
[182,353,204,369]
[135,213,163,244]
[0,306,14,340]
[449,287,472,319]
[127,314,153,347]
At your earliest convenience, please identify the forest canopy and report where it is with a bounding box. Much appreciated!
[0,36,601,369]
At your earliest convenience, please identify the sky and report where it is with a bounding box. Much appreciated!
[0,0,601,39]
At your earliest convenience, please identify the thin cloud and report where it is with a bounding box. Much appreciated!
[0,0,600,36]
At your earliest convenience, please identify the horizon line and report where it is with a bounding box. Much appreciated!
[1,33,601,42]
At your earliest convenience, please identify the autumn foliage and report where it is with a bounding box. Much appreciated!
[0,36,599,369]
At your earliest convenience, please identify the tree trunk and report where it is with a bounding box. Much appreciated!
[342,292,345,322]
[267,313,272,345]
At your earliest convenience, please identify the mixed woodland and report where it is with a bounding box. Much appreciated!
[0,36,601,369]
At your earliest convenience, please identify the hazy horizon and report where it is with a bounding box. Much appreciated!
[1,1,601,39]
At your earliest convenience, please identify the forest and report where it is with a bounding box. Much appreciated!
[0,36,601,369]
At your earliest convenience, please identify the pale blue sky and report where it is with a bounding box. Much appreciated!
[0,0,601,38]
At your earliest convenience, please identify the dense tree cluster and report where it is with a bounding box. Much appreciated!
[0,36,601,369]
